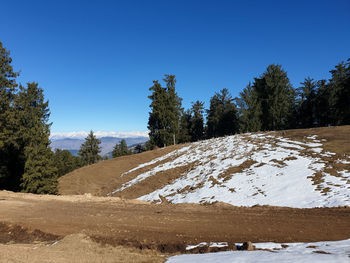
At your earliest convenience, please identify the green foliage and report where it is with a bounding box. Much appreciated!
[236,82,262,132]
[53,149,83,177]
[178,109,192,143]
[112,139,131,158]
[255,64,295,131]
[16,82,58,194]
[148,75,182,147]
[296,77,317,128]
[315,79,331,126]
[0,41,20,190]
[190,101,205,141]
[78,131,102,165]
[207,88,239,138]
[134,144,146,154]
[328,59,350,125]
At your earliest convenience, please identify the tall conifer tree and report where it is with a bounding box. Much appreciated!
[190,101,205,141]
[78,131,101,165]
[236,82,262,132]
[207,89,239,138]
[254,64,295,131]
[296,77,317,128]
[16,82,58,193]
[328,59,350,125]
[148,75,182,147]
[0,41,20,190]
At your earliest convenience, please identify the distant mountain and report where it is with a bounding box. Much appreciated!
[51,131,148,140]
[50,132,148,156]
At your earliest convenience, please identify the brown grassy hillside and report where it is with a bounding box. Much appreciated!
[58,126,350,200]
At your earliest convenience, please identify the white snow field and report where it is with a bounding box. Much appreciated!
[109,133,350,208]
[166,239,350,263]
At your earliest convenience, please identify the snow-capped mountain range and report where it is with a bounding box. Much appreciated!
[50,131,149,156]
[50,131,149,140]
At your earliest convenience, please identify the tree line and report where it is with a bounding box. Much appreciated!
[1,40,349,194]
[147,62,349,148]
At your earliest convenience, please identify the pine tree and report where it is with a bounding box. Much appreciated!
[190,101,205,141]
[178,109,192,143]
[112,139,130,158]
[255,64,295,131]
[148,80,169,147]
[78,131,101,165]
[296,77,317,128]
[53,149,83,177]
[163,74,182,144]
[328,59,350,125]
[148,75,182,147]
[315,79,331,126]
[0,41,20,190]
[134,144,146,154]
[207,89,239,138]
[16,82,58,194]
[236,82,262,132]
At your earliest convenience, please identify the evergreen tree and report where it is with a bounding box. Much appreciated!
[328,59,350,125]
[0,41,20,190]
[148,75,182,147]
[178,109,192,143]
[78,131,101,165]
[190,101,205,141]
[53,149,83,177]
[315,79,331,126]
[148,80,169,147]
[236,82,262,132]
[296,77,317,128]
[134,144,146,154]
[16,82,58,194]
[112,139,130,158]
[206,88,239,138]
[254,64,295,131]
[163,74,182,144]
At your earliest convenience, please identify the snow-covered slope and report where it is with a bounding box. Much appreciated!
[166,239,350,263]
[108,132,350,208]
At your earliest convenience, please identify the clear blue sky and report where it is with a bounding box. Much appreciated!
[1,0,349,133]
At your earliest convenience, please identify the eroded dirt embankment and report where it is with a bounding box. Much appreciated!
[1,191,350,253]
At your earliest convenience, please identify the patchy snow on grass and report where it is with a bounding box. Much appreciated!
[167,239,350,263]
[109,133,350,208]
[186,242,228,250]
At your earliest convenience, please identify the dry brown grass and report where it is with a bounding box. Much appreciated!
[58,144,185,196]
[0,234,165,263]
[58,126,350,201]
[275,125,350,155]
[112,161,199,199]
[217,159,257,182]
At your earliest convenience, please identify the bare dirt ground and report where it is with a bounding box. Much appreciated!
[1,191,350,262]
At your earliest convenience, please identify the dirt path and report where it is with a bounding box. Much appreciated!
[1,191,350,253]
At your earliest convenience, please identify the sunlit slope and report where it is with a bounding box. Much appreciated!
[59,126,350,208]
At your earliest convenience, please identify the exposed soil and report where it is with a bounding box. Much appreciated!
[0,222,59,244]
[1,191,350,254]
